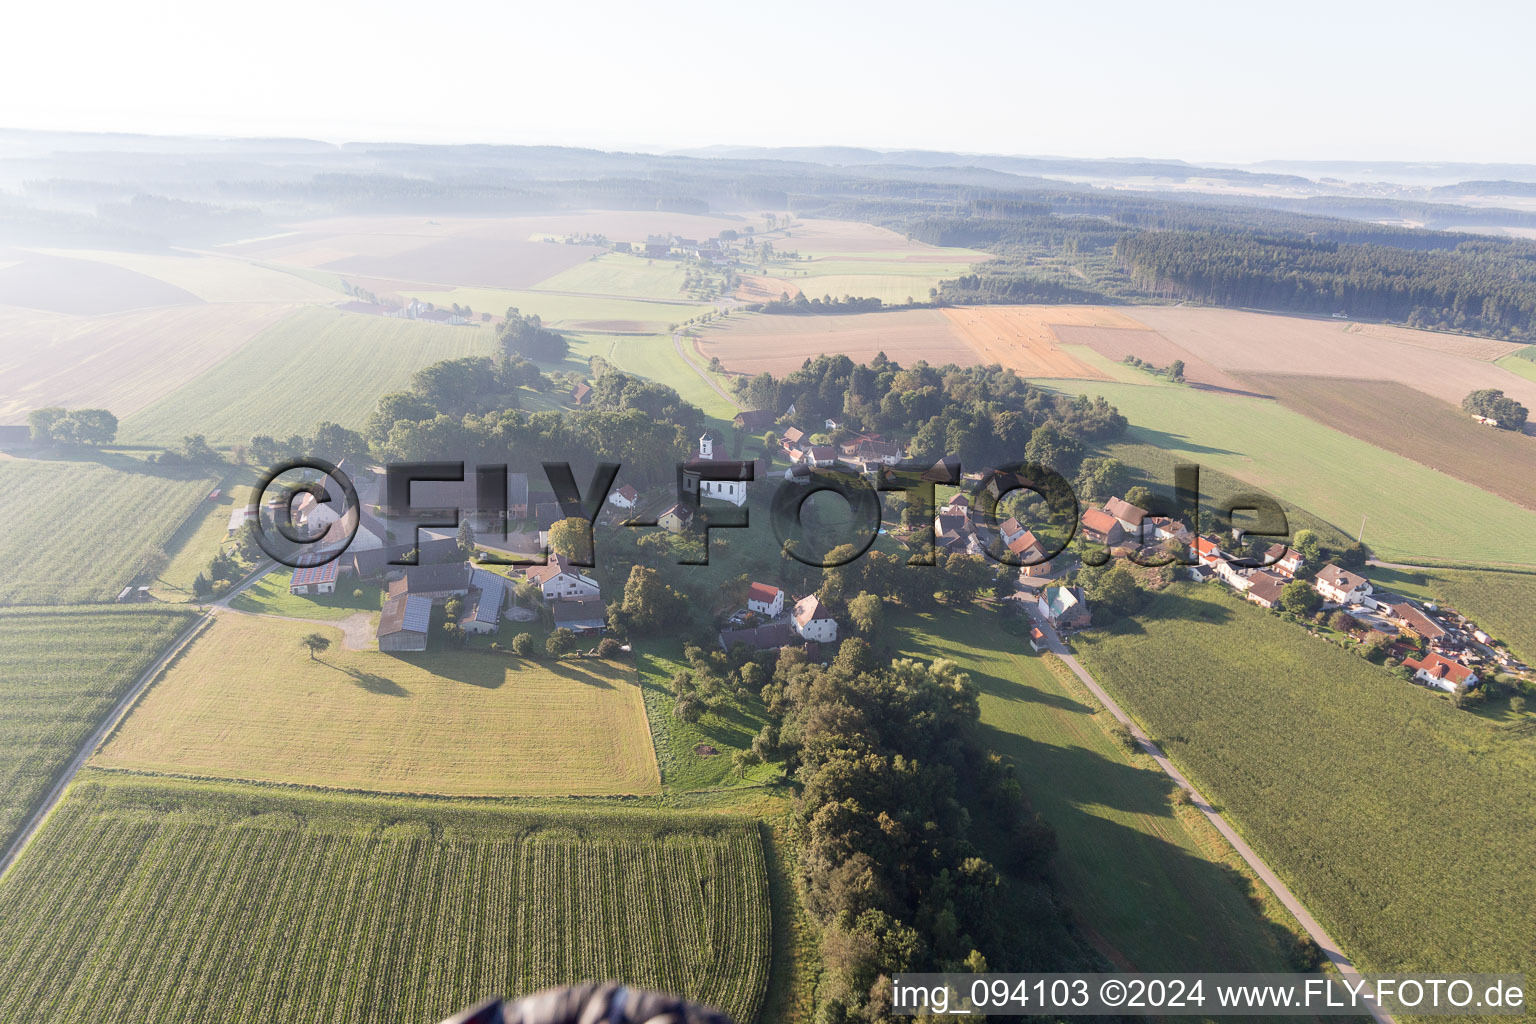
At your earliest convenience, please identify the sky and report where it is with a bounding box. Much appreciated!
[3,0,1533,165]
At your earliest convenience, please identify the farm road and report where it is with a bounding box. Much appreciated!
[0,562,275,881]
[672,332,741,410]
[1026,611,1396,1024]
[218,606,375,650]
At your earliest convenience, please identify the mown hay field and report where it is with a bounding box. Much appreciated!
[1080,380,1536,567]
[96,613,661,797]
[531,252,690,299]
[0,776,771,1024]
[695,309,977,376]
[1245,374,1536,511]
[898,608,1310,973]
[0,302,297,423]
[1075,584,1536,1005]
[0,453,219,604]
[118,306,496,444]
[0,606,197,850]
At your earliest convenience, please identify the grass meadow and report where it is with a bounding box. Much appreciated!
[896,607,1312,973]
[119,307,497,444]
[532,252,690,299]
[1068,379,1536,566]
[0,774,770,1024]
[0,606,197,850]
[95,613,660,796]
[1074,583,1536,998]
[0,452,218,604]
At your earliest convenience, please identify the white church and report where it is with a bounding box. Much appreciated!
[684,432,750,506]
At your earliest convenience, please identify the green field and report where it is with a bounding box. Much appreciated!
[1074,584,1536,995]
[0,775,771,1024]
[533,252,689,299]
[0,606,197,849]
[634,641,779,791]
[152,470,256,600]
[226,570,383,620]
[0,452,219,604]
[1065,379,1536,566]
[413,287,708,333]
[896,608,1310,972]
[1494,349,1536,384]
[119,307,497,444]
[96,613,661,796]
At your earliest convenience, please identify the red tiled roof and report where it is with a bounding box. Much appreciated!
[747,582,781,604]
[1403,652,1474,685]
[1081,508,1119,534]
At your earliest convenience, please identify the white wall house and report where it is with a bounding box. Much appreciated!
[608,484,639,510]
[1313,564,1375,607]
[792,594,838,644]
[525,554,601,603]
[747,582,784,618]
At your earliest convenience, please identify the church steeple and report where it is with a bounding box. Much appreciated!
[698,432,714,460]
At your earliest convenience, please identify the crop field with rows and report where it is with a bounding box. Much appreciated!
[0,776,773,1024]
[1075,584,1536,999]
[0,606,197,849]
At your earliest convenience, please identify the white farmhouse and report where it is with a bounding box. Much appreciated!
[524,553,601,603]
[1313,564,1375,607]
[791,594,838,644]
[747,582,784,618]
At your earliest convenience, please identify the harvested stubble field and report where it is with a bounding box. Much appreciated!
[0,303,296,422]
[95,613,661,797]
[0,606,197,852]
[0,249,201,315]
[119,306,495,444]
[1076,585,1536,1011]
[37,249,342,303]
[1052,324,1253,392]
[941,305,1120,379]
[1246,374,1536,510]
[1127,306,1536,411]
[0,453,219,604]
[0,776,771,1024]
[695,309,975,375]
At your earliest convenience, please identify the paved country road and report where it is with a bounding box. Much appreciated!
[672,332,741,411]
[0,561,275,880]
[1027,612,1397,1024]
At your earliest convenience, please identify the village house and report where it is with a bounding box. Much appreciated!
[346,537,462,579]
[998,516,1026,546]
[607,484,639,510]
[1028,626,1049,652]
[941,492,972,516]
[1244,570,1289,609]
[1150,517,1190,543]
[1213,558,1252,591]
[552,597,607,633]
[1402,651,1478,692]
[733,409,775,432]
[1314,564,1375,607]
[1038,585,1091,630]
[1103,496,1149,538]
[524,554,600,603]
[746,582,784,618]
[1079,507,1125,546]
[791,594,838,643]
[1007,530,1053,576]
[1193,536,1227,566]
[1264,544,1305,575]
[377,594,431,652]
[780,427,809,454]
[798,445,839,468]
[460,567,507,634]
[922,456,962,485]
[935,512,983,555]
[570,382,592,406]
[658,503,693,534]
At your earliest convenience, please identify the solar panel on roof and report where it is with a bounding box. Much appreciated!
[402,595,432,632]
[291,560,339,586]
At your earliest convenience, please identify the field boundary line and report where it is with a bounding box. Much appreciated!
[672,332,741,410]
[0,561,272,881]
[1026,614,1396,1024]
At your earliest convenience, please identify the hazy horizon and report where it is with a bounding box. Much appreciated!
[5,0,1533,167]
